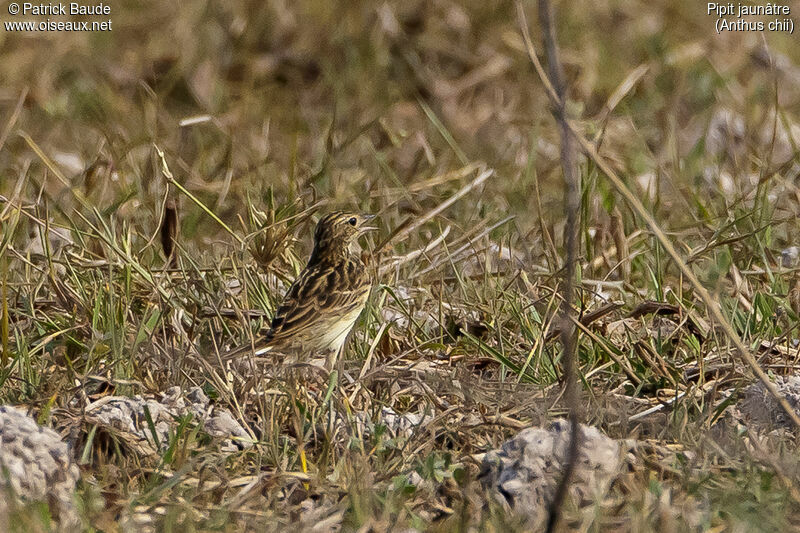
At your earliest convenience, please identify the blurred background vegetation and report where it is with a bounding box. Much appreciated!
[2,0,798,260]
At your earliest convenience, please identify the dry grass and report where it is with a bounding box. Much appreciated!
[2,0,800,531]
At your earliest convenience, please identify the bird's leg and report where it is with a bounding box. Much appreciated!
[326,346,344,390]
[285,371,311,479]
[324,346,338,372]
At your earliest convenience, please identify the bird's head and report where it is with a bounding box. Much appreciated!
[312,211,377,258]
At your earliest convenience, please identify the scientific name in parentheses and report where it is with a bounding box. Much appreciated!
[20,2,111,15]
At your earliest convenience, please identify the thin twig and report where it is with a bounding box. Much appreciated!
[516,1,582,531]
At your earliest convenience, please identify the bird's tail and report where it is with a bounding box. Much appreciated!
[221,341,273,361]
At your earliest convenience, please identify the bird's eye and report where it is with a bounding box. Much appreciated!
[348,217,357,226]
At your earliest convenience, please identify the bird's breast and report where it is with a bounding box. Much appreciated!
[319,304,366,352]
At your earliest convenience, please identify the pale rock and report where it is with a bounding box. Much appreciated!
[0,406,81,531]
[83,387,254,456]
[479,419,625,526]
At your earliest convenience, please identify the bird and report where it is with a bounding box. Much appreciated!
[224,211,377,371]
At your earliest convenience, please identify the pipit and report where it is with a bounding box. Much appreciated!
[225,211,377,370]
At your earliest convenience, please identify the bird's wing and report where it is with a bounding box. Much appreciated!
[220,258,369,361]
[265,259,368,347]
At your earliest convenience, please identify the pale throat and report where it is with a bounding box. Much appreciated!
[348,239,364,255]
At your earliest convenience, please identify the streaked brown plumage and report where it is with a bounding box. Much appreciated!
[225,211,376,369]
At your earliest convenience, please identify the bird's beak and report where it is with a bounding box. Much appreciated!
[359,214,378,232]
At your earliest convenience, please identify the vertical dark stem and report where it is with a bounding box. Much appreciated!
[536,0,582,531]
[1,247,7,367]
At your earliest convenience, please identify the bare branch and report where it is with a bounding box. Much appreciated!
[517,1,582,531]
